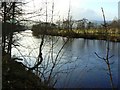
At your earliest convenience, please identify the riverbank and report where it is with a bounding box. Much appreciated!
[32,29,120,42]
[2,52,55,90]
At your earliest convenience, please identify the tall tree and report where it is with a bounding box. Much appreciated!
[1,2,24,57]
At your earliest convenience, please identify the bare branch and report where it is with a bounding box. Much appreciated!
[94,52,105,60]
[108,55,114,59]
[29,35,44,70]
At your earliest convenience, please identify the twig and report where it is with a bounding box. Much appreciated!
[29,35,44,70]
[95,7,114,90]
[46,38,69,86]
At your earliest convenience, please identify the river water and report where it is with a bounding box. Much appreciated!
[12,30,119,88]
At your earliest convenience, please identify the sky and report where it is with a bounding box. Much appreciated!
[23,0,120,22]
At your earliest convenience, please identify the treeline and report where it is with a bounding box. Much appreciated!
[32,22,57,36]
[32,18,120,36]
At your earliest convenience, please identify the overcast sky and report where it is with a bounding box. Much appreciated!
[24,0,119,22]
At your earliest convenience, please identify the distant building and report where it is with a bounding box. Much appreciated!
[118,1,120,19]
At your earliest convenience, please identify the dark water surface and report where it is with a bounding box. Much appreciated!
[12,30,119,88]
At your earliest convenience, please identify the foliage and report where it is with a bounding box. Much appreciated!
[32,22,57,34]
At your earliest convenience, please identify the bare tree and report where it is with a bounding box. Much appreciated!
[95,7,114,89]
[2,0,78,88]
[1,2,24,58]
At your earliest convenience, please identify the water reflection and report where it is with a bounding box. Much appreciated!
[12,30,119,88]
[54,39,118,88]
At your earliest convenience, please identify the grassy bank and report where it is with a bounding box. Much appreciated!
[2,52,55,90]
[32,29,120,42]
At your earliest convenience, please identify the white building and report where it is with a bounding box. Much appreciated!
[118,1,120,19]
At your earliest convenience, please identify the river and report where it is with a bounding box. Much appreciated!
[12,30,119,88]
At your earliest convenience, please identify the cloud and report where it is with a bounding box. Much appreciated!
[72,8,102,20]
[23,0,118,21]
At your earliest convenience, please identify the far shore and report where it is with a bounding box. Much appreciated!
[32,29,120,42]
